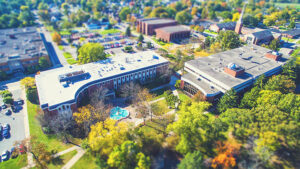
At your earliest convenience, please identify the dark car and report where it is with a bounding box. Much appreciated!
[3,123,10,131]
[1,104,7,109]
[5,109,11,115]
[2,128,9,138]
[1,151,9,161]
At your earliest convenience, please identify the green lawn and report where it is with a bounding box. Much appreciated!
[60,30,71,36]
[0,154,27,169]
[282,37,296,42]
[151,99,172,116]
[27,101,71,152]
[152,38,173,46]
[63,52,77,65]
[178,91,191,102]
[204,29,218,35]
[48,150,77,169]
[58,45,64,50]
[138,115,175,134]
[275,3,300,9]
[98,29,121,35]
[71,153,98,169]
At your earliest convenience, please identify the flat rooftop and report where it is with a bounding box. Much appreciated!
[143,18,177,25]
[0,27,47,64]
[36,51,169,109]
[185,45,290,93]
[156,25,190,34]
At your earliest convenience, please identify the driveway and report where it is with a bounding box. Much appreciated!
[0,82,26,153]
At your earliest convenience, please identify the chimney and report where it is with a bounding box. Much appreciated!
[235,3,247,34]
[265,51,282,61]
[224,63,245,77]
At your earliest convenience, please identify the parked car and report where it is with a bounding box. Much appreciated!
[18,145,25,154]
[5,109,11,115]
[2,128,9,138]
[1,104,7,109]
[1,151,9,161]
[3,123,10,131]
[0,126,3,139]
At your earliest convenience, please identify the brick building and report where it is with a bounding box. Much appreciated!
[0,27,49,74]
[209,22,236,32]
[155,25,191,42]
[181,45,290,101]
[282,29,300,39]
[35,51,169,115]
[136,18,177,35]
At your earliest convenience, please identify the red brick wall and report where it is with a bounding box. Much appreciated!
[265,53,281,61]
[224,67,245,77]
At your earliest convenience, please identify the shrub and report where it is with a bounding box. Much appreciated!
[3,96,14,105]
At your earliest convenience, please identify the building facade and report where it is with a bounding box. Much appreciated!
[155,25,191,42]
[180,45,290,101]
[35,51,169,115]
[209,22,236,32]
[0,27,49,74]
[136,18,178,35]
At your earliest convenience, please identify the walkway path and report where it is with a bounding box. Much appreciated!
[51,146,86,169]
[149,97,165,104]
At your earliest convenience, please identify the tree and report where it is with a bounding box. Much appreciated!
[146,42,152,49]
[232,12,240,21]
[20,77,36,89]
[240,86,260,109]
[3,96,13,105]
[134,88,153,124]
[288,19,295,29]
[217,89,239,113]
[192,91,206,102]
[201,8,208,19]
[216,30,241,50]
[191,7,198,16]
[125,26,131,37]
[264,75,296,94]
[175,80,181,89]
[107,141,150,169]
[52,32,61,45]
[38,57,50,69]
[88,119,129,156]
[243,15,259,27]
[268,39,280,51]
[175,10,192,24]
[178,151,204,169]
[208,11,216,20]
[0,90,12,98]
[16,136,52,168]
[138,34,144,43]
[18,6,35,26]
[211,141,241,169]
[61,3,70,16]
[119,7,131,21]
[143,7,152,17]
[78,43,107,64]
[120,82,141,103]
[49,112,73,143]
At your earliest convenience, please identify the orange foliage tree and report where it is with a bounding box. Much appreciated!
[211,141,241,169]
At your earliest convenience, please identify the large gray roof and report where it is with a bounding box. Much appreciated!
[283,29,300,37]
[155,25,190,34]
[0,27,47,64]
[142,18,177,25]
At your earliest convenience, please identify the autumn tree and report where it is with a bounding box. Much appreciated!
[232,12,240,21]
[175,10,192,24]
[134,88,153,124]
[211,141,241,169]
[52,32,61,45]
[119,82,141,103]
[264,75,296,94]
[143,7,152,17]
[49,112,73,143]
[191,7,198,16]
[192,91,206,102]
[107,141,150,169]
[78,43,107,64]
[216,30,241,50]
[16,136,52,168]
[88,119,129,156]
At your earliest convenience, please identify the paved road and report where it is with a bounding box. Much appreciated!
[0,81,26,153]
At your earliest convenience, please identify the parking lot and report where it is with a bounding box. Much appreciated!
[0,84,26,153]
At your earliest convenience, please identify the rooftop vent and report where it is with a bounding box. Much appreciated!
[265,51,282,61]
[153,55,159,60]
[120,67,125,70]
[225,63,245,77]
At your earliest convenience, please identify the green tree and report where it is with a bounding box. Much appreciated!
[38,57,50,70]
[217,89,239,113]
[61,3,70,16]
[125,26,131,37]
[282,60,298,82]
[178,151,204,169]
[119,7,131,21]
[240,86,260,109]
[107,141,150,169]
[78,43,107,64]
[264,75,296,94]
[3,96,14,105]
[208,11,216,20]
[288,19,295,29]
[175,10,192,24]
[216,30,241,50]
[0,90,12,98]
[138,34,144,42]
[201,8,208,19]
[268,39,280,51]
[143,7,152,17]
[18,5,35,26]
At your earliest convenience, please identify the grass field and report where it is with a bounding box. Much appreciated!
[60,30,71,36]
[71,153,98,169]
[98,29,121,35]
[152,38,173,46]
[0,154,27,169]
[204,29,218,35]
[275,3,300,9]
[58,45,64,50]
[63,52,77,65]
[151,99,172,116]
[151,87,170,100]
[178,91,191,102]
[27,101,72,152]
[48,150,77,169]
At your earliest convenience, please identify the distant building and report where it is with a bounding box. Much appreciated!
[155,25,191,42]
[209,22,236,32]
[136,18,177,35]
[35,51,169,115]
[282,29,300,39]
[243,30,279,45]
[0,27,49,74]
[180,45,290,101]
